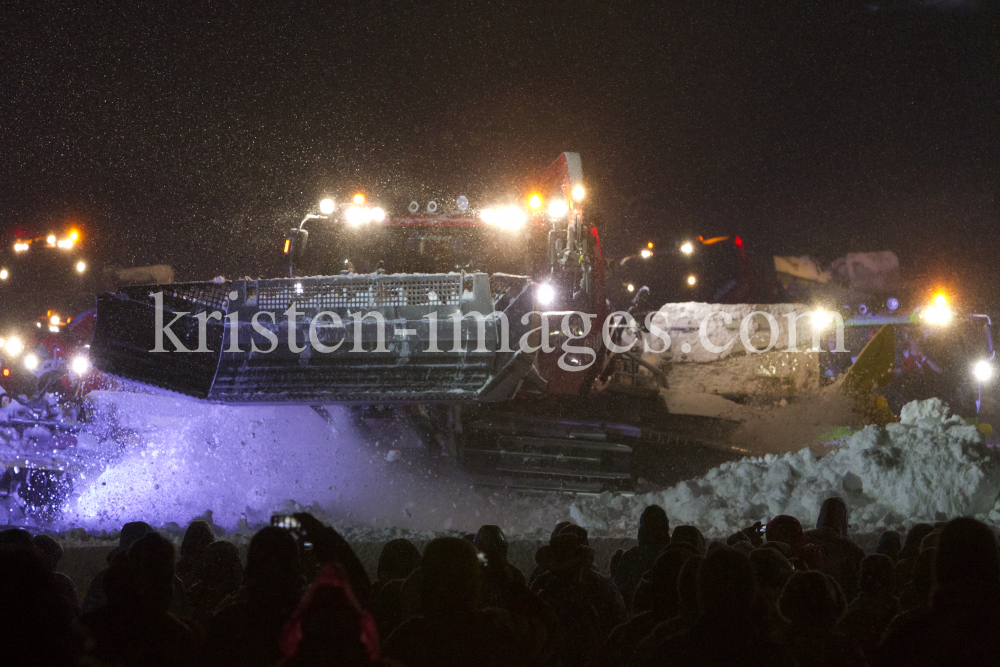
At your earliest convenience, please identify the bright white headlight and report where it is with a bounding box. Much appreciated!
[536,283,556,306]
[24,353,39,371]
[6,337,23,356]
[345,206,367,226]
[71,355,91,376]
[319,198,336,215]
[547,199,569,219]
[973,360,994,383]
[480,206,526,230]
[811,310,836,330]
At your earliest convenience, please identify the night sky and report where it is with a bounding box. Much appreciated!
[3,1,998,309]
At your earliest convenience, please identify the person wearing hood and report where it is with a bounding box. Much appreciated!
[611,505,671,610]
[176,519,216,590]
[372,538,421,639]
[803,498,865,600]
[876,517,1000,666]
[278,563,397,667]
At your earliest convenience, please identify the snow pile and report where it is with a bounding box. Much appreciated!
[568,398,1000,536]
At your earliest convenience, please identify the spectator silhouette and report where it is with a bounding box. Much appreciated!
[188,540,243,628]
[612,504,671,610]
[79,532,196,667]
[608,547,624,578]
[766,514,805,548]
[0,526,33,546]
[897,545,936,613]
[31,533,81,618]
[671,524,706,554]
[604,545,692,667]
[372,538,421,639]
[749,546,793,634]
[875,530,902,561]
[384,537,523,667]
[804,498,865,599]
[374,538,421,593]
[203,526,304,667]
[530,526,626,666]
[529,520,572,586]
[893,522,934,588]
[278,563,394,667]
[839,554,897,660]
[779,570,865,667]
[177,519,216,590]
[877,517,1000,666]
[0,540,79,666]
[635,546,788,667]
[82,520,154,614]
[475,524,527,608]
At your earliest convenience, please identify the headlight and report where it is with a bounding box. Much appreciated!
[6,337,23,357]
[921,305,953,326]
[536,283,556,306]
[687,275,697,286]
[24,353,39,371]
[480,206,526,230]
[345,206,367,226]
[973,360,994,383]
[71,355,91,377]
[921,293,953,326]
[811,310,836,330]
[547,199,568,219]
[680,242,694,255]
[640,249,652,259]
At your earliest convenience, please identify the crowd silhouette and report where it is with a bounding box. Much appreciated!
[2,496,999,666]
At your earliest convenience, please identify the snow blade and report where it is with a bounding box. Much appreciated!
[91,273,538,404]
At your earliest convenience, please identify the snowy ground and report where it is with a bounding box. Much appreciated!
[6,384,1000,545]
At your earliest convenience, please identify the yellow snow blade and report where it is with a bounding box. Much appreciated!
[843,324,897,424]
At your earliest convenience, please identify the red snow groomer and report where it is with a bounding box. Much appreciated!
[93,153,744,491]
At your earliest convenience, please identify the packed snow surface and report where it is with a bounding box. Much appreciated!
[12,389,1000,542]
[570,398,1000,536]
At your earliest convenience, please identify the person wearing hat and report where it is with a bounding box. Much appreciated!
[613,505,671,611]
[531,525,627,664]
[33,534,81,619]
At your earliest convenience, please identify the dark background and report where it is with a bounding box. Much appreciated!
[2,1,998,309]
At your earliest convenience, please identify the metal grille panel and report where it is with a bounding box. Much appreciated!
[256,275,463,311]
[123,282,232,311]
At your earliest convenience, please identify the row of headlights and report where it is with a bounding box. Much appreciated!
[0,336,90,376]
